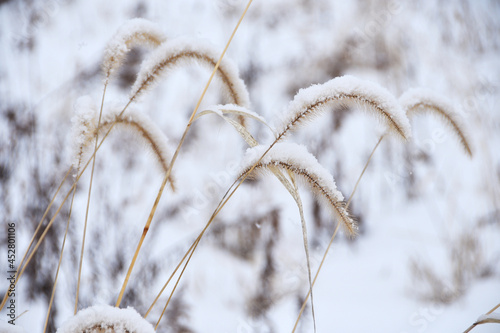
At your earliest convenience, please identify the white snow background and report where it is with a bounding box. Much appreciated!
[0,0,499,332]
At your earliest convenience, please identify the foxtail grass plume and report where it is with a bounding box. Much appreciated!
[102,18,166,81]
[275,75,411,142]
[399,88,473,157]
[130,37,250,109]
[239,143,356,236]
[71,96,175,190]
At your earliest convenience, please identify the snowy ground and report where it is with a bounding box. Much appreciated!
[1,0,499,332]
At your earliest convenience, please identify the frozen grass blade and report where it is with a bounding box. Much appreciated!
[72,102,176,190]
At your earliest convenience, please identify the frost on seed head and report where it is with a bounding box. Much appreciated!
[70,97,175,189]
[400,88,473,157]
[239,143,357,236]
[102,18,166,80]
[130,36,250,108]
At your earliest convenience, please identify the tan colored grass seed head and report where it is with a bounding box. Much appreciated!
[275,75,411,142]
[400,88,473,157]
[71,97,175,190]
[239,143,357,236]
[102,18,166,80]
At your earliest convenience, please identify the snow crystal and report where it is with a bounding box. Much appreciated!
[275,75,411,140]
[130,36,250,108]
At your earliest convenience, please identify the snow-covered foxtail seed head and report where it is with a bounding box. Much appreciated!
[239,143,357,236]
[129,37,250,109]
[400,88,473,157]
[102,18,166,80]
[275,75,411,142]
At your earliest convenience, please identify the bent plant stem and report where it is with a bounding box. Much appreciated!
[292,134,385,331]
[75,82,108,314]
[0,167,71,311]
[114,0,254,308]
[464,303,500,333]
[0,99,135,311]
[44,187,76,333]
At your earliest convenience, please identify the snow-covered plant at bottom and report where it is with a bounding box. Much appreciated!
[57,305,155,333]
